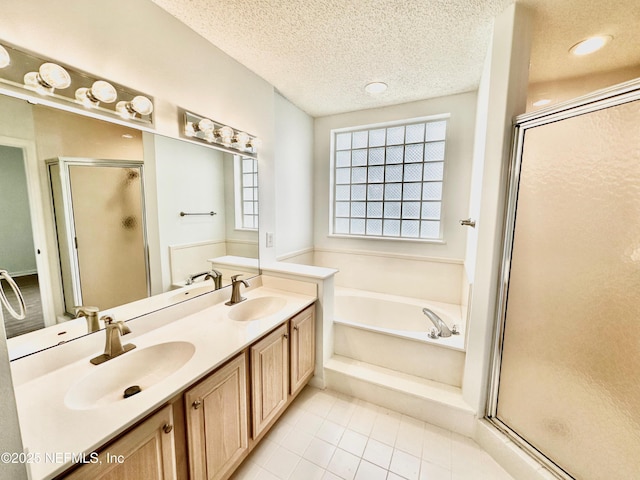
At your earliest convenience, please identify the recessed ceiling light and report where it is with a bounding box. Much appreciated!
[532,99,551,107]
[365,82,387,94]
[569,35,612,56]
[121,134,134,139]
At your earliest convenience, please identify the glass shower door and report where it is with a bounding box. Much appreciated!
[50,159,149,313]
[491,93,640,479]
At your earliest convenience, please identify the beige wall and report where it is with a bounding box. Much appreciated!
[527,65,640,111]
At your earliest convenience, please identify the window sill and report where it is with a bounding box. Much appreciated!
[328,233,446,245]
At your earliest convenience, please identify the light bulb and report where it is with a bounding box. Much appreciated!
[130,95,153,115]
[532,99,551,107]
[24,63,71,94]
[75,81,117,107]
[249,137,262,151]
[365,82,387,94]
[90,80,117,103]
[216,125,234,145]
[569,35,612,56]
[0,45,10,69]
[234,131,250,148]
[38,63,71,89]
[116,101,133,119]
[197,118,215,134]
[116,96,154,119]
[185,122,196,137]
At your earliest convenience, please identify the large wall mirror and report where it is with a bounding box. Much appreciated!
[0,93,259,360]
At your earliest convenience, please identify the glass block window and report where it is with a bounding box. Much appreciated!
[236,156,258,230]
[332,117,447,240]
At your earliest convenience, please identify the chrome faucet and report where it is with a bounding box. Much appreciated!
[422,308,452,338]
[74,305,100,333]
[90,315,136,365]
[226,274,249,306]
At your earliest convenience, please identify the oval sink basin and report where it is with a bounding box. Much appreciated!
[228,296,287,322]
[65,341,196,410]
[169,285,215,304]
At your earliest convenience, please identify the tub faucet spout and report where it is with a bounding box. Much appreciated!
[422,308,452,337]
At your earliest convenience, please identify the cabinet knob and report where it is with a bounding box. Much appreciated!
[293,326,299,331]
[283,333,288,339]
[162,424,173,434]
[192,400,202,409]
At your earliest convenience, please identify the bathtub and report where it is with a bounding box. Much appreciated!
[333,287,466,387]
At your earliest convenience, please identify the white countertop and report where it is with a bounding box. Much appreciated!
[12,279,316,480]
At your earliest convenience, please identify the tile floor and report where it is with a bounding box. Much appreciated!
[231,386,514,480]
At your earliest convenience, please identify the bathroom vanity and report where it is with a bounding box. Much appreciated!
[11,277,317,480]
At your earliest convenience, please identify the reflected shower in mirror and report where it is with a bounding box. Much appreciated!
[0,94,259,359]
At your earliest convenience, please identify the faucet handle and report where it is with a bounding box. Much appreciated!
[230,274,243,283]
[100,315,115,325]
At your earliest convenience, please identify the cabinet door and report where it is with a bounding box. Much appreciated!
[64,405,176,480]
[290,305,316,396]
[185,352,249,480]
[251,323,289,438]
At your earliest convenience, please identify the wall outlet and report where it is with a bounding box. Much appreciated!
[265,232,274,248]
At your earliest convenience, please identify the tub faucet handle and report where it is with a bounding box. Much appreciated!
[428,327,440,339]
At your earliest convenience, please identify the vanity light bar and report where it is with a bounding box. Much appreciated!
[183,110,260,156]
[0,40,154,126]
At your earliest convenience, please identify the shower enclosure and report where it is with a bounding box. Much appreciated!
[488,80,640,479]
[48,158,150,314]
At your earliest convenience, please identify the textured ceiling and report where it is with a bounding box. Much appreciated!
[150,0,640,117]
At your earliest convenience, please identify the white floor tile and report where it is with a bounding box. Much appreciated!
[389,449,421,480]
[267,420,294,445]
[422,423,452,470]
[281,427,315,456]
[338,429,368,457]
[395,420,424,458]
[297,411,325,435]
[290,458,326,480]
[230,460,261,480]
[387,473,406,480]
[316,419,347,445]
[251,466,281,480]
[263,445,301,479]
[322,471,343,480]
[419,460,451,480]
[363,438,394,470]
[327,448,361,480]
[250,438,278,467]
[304,437,338,468]
[348,408,377,436]
[355,460,388,480]
[328,398,357,426]
[370,417,399,446]
[231,387,514,480]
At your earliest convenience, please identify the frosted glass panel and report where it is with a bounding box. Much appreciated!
[69,165,147,310]
[496,100,640,480]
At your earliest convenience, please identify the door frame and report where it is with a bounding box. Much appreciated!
[485,78,640,479]
[0,135,57,328]
[49,157,151,309]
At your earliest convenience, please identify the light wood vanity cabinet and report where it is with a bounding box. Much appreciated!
[62,304,315,480]
[64,405,177,480]
[250,323,290,438]
[184,352,249,480]
[290,306,316,396]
